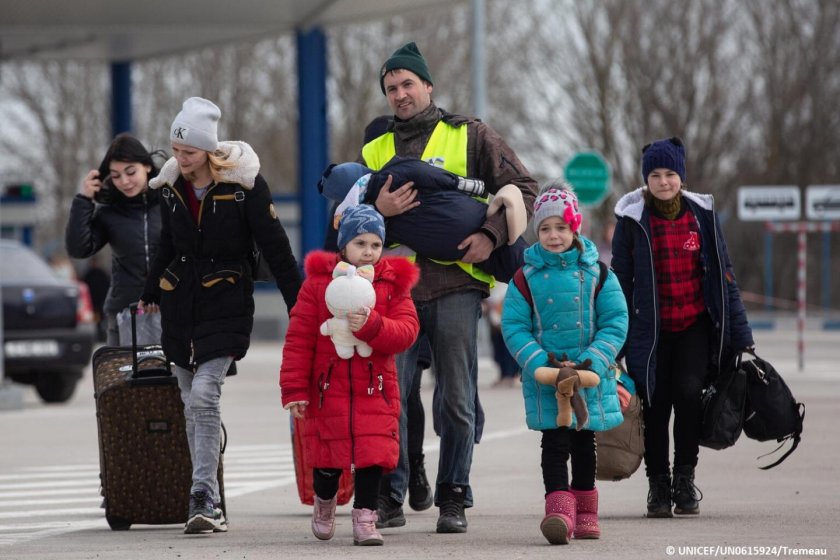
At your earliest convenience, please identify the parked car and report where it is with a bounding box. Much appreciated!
[1,239,95,403]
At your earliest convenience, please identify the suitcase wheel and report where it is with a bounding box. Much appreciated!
[106,515,131,531]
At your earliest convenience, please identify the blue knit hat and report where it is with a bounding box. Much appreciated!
[337,204,386,250]
[641,137,686,183]
[319,162,373,202]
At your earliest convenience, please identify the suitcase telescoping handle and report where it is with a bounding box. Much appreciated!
[128,302,171,379]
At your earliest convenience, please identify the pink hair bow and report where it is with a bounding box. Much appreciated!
[563,205,582,233]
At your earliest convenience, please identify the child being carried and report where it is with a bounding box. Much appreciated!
[319,156,528,283]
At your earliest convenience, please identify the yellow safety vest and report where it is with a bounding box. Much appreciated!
[361,121,494,286]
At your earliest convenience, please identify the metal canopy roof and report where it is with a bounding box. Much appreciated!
[1,0,459,61]
[1,0,476,257]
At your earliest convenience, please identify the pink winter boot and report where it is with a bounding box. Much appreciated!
[311,495,337,540]
[352,508,384,546]
[571,488,600,539]
[540,490,576,545]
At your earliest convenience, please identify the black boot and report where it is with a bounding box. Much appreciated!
[375,482,406,529]
[672,466,702,515]
[646,474,673,518]
[408,454,433,511]
[436,484,468,534]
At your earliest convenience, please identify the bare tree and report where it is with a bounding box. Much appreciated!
[326,6,470,163]
[0,61,109,251]
[743,0,840,185]
[555,1,752,196]
[133,37,299,192]
[2,1,836,309]
[738,0,840,308]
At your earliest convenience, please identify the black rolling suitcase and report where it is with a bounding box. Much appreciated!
[92,303,225,530]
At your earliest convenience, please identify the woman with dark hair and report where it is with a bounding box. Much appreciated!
[65,133,165,345]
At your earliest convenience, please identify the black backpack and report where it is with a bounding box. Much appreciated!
[699,356,747,451]
[741,352,805,469]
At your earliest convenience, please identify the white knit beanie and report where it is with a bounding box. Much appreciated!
[170,97,220,152]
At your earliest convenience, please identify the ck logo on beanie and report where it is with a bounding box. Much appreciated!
[170,97,221,152]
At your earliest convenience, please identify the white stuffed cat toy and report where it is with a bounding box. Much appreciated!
[320,262,377,358]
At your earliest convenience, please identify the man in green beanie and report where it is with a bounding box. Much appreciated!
[361,41,538,534]
[378,41,434,95]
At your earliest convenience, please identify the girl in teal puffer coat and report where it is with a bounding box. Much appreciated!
[502,182,628,545]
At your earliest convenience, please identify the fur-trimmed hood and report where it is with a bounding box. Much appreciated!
[149,141,260,190]
[614,186,714,221]
[304,250,419,297]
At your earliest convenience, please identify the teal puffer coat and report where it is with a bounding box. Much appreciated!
[501,237,628,431]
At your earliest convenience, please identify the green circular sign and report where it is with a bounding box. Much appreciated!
[563,151,611,206]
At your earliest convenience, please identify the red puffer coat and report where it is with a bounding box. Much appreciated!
[280,251,419,471]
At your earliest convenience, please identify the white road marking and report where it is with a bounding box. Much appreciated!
[0,444,295,547]
[1,429,526,547]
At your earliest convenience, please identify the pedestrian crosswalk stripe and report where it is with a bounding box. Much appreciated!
[0,508,102,520]
[0,488,93,499]
[0,480,99,491]
[12,465,97,472]
[0,443,297,547]
[0,471,99,482]
[0,498,101,509]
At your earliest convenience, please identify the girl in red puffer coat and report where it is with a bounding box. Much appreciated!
[280,204,419,546]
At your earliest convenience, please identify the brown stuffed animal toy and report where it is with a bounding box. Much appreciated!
[534,352,600,430]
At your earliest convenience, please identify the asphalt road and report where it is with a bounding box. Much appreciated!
[0,328,838,559]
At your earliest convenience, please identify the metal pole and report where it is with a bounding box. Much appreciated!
[796,225,806,371]
[822,230,831,310]
[764,225,773,312]
[296,27,328,258]
[470,0,486,120]
[110,62,132,136]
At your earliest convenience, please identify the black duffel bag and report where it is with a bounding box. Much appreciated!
[741,351,805,469]
[699,353,747,450]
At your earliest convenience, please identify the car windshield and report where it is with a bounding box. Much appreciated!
[0,243,59,284]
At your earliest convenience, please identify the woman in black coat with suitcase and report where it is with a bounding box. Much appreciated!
[65,133,164,345]
[140,97,302,534]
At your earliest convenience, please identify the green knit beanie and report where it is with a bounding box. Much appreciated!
[379,42,434,95]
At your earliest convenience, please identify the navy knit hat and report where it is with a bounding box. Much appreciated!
[379,42,434,95]
[641,137,686,183]
[337,204,386,250]
[319,162,373,202]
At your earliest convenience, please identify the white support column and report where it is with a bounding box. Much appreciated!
[470,0,487,120]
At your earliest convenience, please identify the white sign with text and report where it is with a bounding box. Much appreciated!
[805,185,840,220]
[737,186,801,221]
